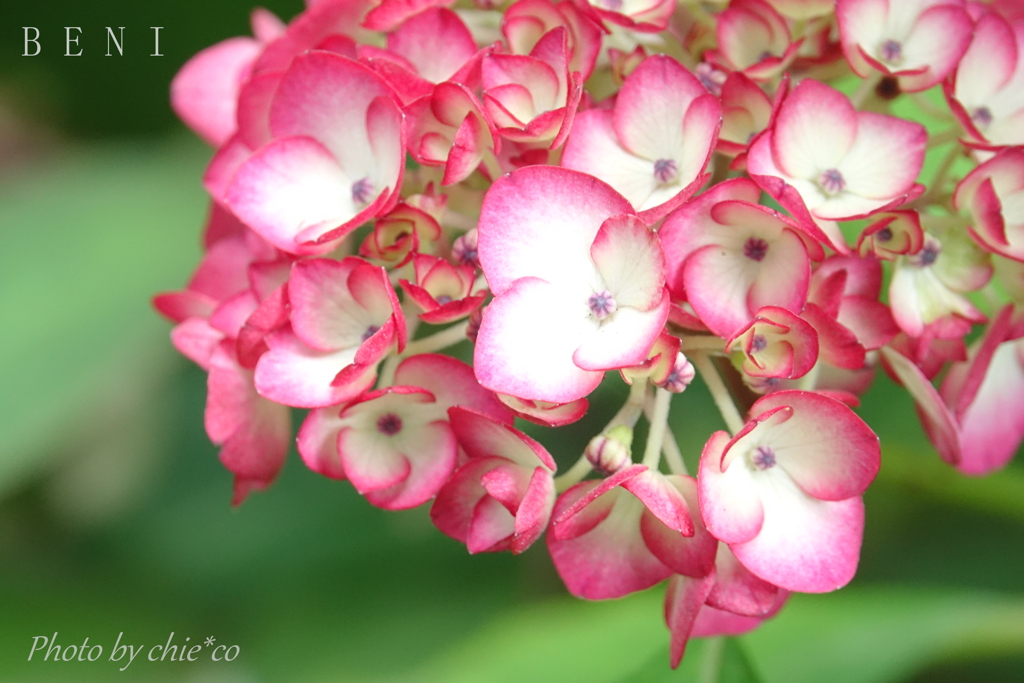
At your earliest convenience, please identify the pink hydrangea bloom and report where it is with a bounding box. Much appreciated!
[747,79,926,236]
[698,391,880,592]
[837,0,974,92]
[474,166,669,403]
[562,55,721,222]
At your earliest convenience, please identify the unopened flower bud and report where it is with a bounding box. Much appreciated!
[659,353,696,393]
[466,307,484,343]
[585,425,633,475]
[452,229,480,268]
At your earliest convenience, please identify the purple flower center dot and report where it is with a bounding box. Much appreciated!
[376,413,403,436]
[751,334,768,353]
[972,107,993,129]
[744,237,769,262]
[880,39,902,64]
[752,445,776,470]
[919,244,939,266]
[588,290,617,320]
[352,177,374,205]
[819,168,846,195]
[654,158,678,184]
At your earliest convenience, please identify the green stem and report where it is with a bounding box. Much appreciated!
[554,381,649,492]
[927,127,961,149]
[797,359,823,391]
[909,92,955,121]
[699,636,726,683]
[642,394,687,474]
[680,335,726,353]
[691,351,745,435]
[922,143,964,207]
[641,387,672,468]
[851,72,883,109]
[378,306,422,388]
[399,320,469,358]
[663,422,688,475]
[482,151,504,182]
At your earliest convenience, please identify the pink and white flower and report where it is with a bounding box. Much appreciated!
[698,390,880,592]
[482,27,583,149]
[955,147,1024,262]
[856,210,925,261]
[889,233,988,339]
[946,10,1024,149]
[206,341,292,506]
[297,354,513,501]
[254,257,406,408]
[575,0,676,33]
[716,72,776,162]
[659,178,819,339]
[707,0,803,82]
[359,201,443,266]
[549,467,716,599]
[224,51,405,254]
[881,306,1024,475]
[432,406,557,553]
[837,0,974,93]
[503,0,604,81]
[474,166,670,403]
[725,306,820,380]
[664,543,787,667]
[366,7,482,99]
[747,79,926,235]
[400,254,488,324]
[405,83,499,185]
[561,55,721,222]
[807,254,897,356]
[495,394,591,426]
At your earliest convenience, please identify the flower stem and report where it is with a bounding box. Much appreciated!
[909,92,955,121]
[662,428,688,475]
[691,351,745,435]
[922,142,965,206]
[680,335,726,353]
[642,387,673,468]
[554,381,648,492]
[927,127,961,149]
[851,72,883,109]
[378,306,422,388]
[644,395,688,474]
[400,320,470,358]
[699,637,726,683]
[482,152,504,182]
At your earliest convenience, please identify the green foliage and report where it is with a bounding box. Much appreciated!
[624,638,763,683]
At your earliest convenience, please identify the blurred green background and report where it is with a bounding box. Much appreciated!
[2,1,1024,681]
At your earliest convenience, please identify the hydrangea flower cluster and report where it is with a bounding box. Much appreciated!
[156,0,1024,667]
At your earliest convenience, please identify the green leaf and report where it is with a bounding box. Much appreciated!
[743,587,1024,683]
[401,585,1024,683]
[0,137,210,497]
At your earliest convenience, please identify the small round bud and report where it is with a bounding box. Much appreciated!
[659,353,695,393]
[466,307,484,343]
[452,229,480,268]
[585,425,633,475]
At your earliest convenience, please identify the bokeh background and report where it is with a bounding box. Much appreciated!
[1,1,1024,681]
